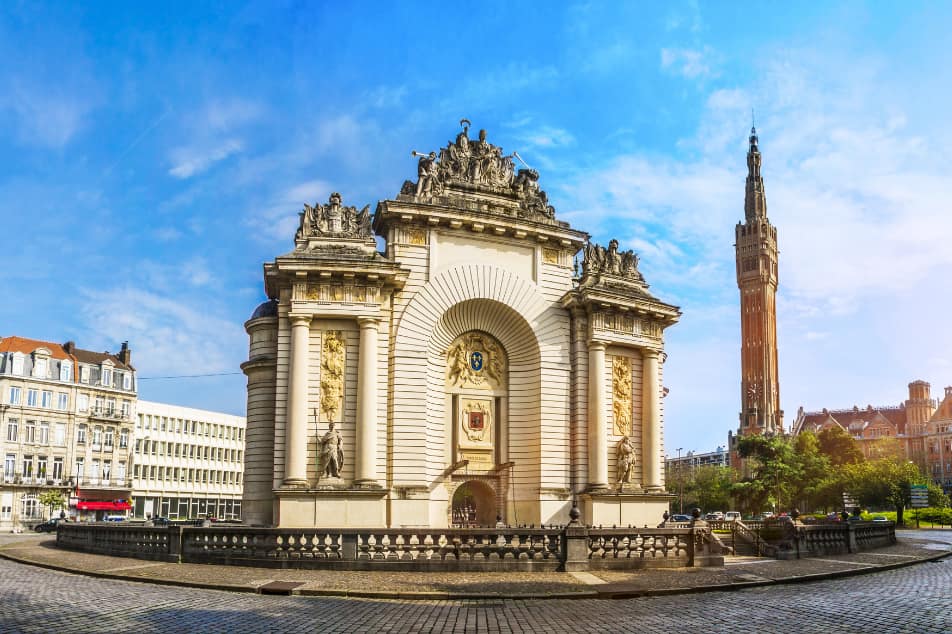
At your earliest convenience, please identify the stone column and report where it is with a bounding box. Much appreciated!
[587,340,608,490]
[355,317,380,488]
[641,348,662,491]
[284,314,311,487]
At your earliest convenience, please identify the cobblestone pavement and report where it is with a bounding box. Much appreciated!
[0,532,950,633]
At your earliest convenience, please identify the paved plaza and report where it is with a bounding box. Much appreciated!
[0,531,950,633]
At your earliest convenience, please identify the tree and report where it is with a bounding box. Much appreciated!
[683,465,735,512]
[789,431,832,512]
[843,458,923,525]
[733,434,801,514]
[817,426,864,467]
[38,490,66,519]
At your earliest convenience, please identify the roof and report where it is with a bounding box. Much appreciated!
[0,336,71,360]
[796,405,907,434]
[71,347,133,371]
[250,299,278,320]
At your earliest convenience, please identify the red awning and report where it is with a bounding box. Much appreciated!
[76,501,132,511]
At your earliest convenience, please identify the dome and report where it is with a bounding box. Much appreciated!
[249,299,278,320]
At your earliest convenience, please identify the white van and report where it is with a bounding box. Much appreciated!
[724,511,742,522]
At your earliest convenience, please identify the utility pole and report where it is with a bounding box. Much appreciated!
[676,447,684,514]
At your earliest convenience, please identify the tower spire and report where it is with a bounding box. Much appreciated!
[744,124,766,221]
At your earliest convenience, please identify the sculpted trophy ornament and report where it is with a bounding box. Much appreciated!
[581,239,645,283]
[295,193,374,246]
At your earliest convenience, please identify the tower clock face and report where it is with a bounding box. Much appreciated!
[747,383,759,399]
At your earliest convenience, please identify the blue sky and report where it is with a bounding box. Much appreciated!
[2,1,952,455]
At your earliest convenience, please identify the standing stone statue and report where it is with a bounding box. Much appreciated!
[616,436,635,485]
[320,421,344,480]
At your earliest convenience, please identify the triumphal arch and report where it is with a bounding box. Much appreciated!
[242,121,680,529]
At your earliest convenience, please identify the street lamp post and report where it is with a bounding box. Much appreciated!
[676,447,684,514]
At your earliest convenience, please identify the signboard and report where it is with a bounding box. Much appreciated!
[910,484,929,509]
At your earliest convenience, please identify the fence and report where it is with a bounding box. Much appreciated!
[707,518,896,559]
[56,522,724,572]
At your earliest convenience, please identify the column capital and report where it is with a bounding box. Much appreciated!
[588,339,608,350]
[641,348,660,360]
[356,316,380,329]
[288,314,312,326]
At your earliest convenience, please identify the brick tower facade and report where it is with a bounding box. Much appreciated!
[734,127,783,440]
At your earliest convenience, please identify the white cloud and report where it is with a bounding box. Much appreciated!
[3,80,95,148]
[168,138,243,179]
[77,287,245,378]
[660,46,719,80]
[249,179,333,243]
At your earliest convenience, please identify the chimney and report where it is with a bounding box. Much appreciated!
[63,341,75,355]
[118,341,131,365]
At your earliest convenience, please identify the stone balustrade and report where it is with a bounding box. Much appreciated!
[56,522,724,572]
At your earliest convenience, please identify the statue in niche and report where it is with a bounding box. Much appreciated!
[616,436,635,484]
[319,421,344,480]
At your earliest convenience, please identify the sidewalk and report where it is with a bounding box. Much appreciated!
[1,530,949,600]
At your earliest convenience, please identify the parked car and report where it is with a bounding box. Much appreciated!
[724,511,741,522]
[33,519,62,533]
[871,516,889,522]
[669,514,692,522]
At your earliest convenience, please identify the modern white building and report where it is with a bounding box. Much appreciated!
[132,400,245,521]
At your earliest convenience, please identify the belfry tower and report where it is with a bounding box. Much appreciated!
[734,126,783,438]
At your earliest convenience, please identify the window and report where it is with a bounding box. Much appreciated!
[24,421,35,444]
[77,393,89,412]
[101,367,112,387]
[54,424,65,446]
[5,420,17,442]
[119,429,129,449]
[106,398,116,414]
[90,460,99,483]
[161,417,167,432]
[75,457,84,479]
[134,464,141,479]
[27,389,38,407]
[4,455,14,479]
[12,354,24,375]
[41,390,52,408]
[92,426,102,446]
[116,461,126,481]
[21,495,40,520]
[33,357,48,378]
[8,386,21,405]
[0,506,10,520]
[102,460,111,482]
[80,366,89,384]
[121,400,130,418]
[57,393,68,410]
[94,396,104,413]
[104,427,114,448]
[38,423,49,445]
[21,455,33,477]
[52,458,63,481]
[149,465,156,480]
[37,456,47,480]
[76,424,87,444]
[60,361,71,382]
[123,372,132,390]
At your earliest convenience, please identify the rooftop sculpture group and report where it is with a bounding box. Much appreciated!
[405,119,557,222]
[581,239,645,283]
[295,192,374,245]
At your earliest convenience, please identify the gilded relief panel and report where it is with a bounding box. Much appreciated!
[612,355,633,437]
[320,331,345,422]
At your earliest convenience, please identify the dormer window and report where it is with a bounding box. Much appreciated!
[59,361,71,382]
[101,367,112,387]
[32,348,51,378]
[123,372,132,391]
[12,354,24,376]
[80,366,89,384]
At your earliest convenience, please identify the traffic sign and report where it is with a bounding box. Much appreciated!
[910,484,929,508]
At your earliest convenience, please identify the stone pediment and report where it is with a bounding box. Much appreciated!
[398,119,560,225]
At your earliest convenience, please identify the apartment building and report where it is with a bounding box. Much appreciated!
[132,400,245,521]
[0,337,77,531]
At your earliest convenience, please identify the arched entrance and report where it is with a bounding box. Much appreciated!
[451,480,496,526]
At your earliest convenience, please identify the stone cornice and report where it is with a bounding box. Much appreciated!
[374,199,588,251]
[264,252,410,299]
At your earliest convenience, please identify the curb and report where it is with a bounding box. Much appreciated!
[1,543,948,602]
